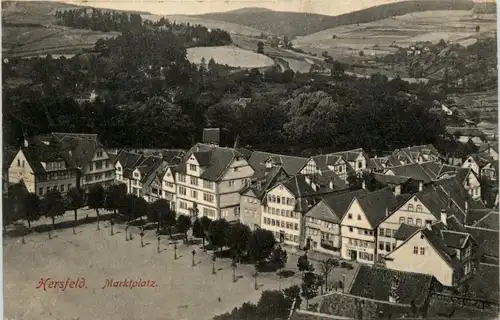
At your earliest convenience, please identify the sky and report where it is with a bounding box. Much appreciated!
[55,0,413,16]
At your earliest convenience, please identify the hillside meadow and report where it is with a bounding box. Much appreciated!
[187,46,275,68]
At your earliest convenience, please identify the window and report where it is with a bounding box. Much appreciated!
[464,246,471,258]
[191,190,198,199]
[416,205,422,212]
[178,174,186,183]
[39,188,43,195]
[408,204,414,211]
[180,201,187,209]
[348,213,353,219]
[399,217,405,224]
[379,242,384,250]
[385,242,391,252]
[203,180,213,189]
[189,164,197,171]
[190,177,198,186]
[228,181,235,187]
[379,229,385,237]
[357,161,362,169]
[277,197,281,204]
[349,227,353,232]
[233,167,240,172]
[294,223,298,230]
[357,214,361,220]
[17,159,21,167]
[117,167,122,172]
[413,246,418,254]
[60,185,65,192]
[21,160,25,168]
[416,219,422,226]
[96,150,103,157]
[420,247,425,255]
[280,221,285,228]
[385,229,391,238]
[179,187,187,196]
[408,218,414,225]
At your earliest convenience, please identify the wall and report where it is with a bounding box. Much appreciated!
[8,150,35,193]
[385,231,454,286]
[240,193,262,230]
[304,203,341,256]
[81,148,115,189]
[218,157,254,208]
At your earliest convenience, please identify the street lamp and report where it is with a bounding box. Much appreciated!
[174,242,178,260]
[140,230,145,247]
[231,259,237,282]
[157,236,161,253]
[110,220,115,236]
[125,224,129,241]
[253,270,259,290]
[192,249,196,267]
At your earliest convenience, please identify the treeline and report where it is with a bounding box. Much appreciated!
[54,9,231,47]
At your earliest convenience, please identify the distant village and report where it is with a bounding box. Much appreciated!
[4,128,499,318]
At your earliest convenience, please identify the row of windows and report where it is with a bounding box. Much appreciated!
[347,238,374,248]
[273,231,299,243]
[264,207,299,219]
[244,208,258,215]
[347,213,362,220]
[46,161,65,170]
[38,184,72,195]
[379,228,397,238]
[84,172,113,182]
[379,241,396,252]
[306,217,335,229]
[164,181,174,188]
[398,217,432,226]
[267,195,295,206]
[245,197,259,204]
[203,207,216,218]
[348,227,374,236]
[413,246,426,255]
[263,218,299,231]
[38,171,76,182]
[93,160,111,171]
[177,174,214,190]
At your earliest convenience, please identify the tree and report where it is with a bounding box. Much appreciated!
[283,284,302,310]
[162,209,177,236]
[301,272,320,308]
[257,41,264,54]
[297,254,315,279]
[270,245,288,270]
[359,50,365,57]
[199,216,212,249]
[256,290,292,319]
[3,198,15,236]
[44,190,65,238]
[192,218,204,241]
[148,199,170,232]
[248,229,276,264]
[227,222,251,259]
[318,258,336,292]
[87,185,105,229]
[208,219,230,252]
[176,214,192,243]
[8,183,28,225]
[105,183,127,215]
[66,187,84,222]
[25,193,42,229]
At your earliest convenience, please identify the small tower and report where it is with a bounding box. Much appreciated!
[202,128,220,147]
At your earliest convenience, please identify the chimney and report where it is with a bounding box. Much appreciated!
[256,181,261,190]
[464,200,468,215]
[440,209,447,226]
[329,181,334,190]
[305,175,311,186]
[394,185,401,196]
[265,161,272,169]
[418,181,423,192]
[426,223,432,231]
[311,182,317,192]
[361,180,366,189]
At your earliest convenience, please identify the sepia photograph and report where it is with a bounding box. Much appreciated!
[1,0,499,319]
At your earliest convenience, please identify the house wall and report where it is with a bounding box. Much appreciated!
[81,148,115,190]
[218,158,254,221]
[8,150,36,193]
[261,185,301,247]
[462,157,480,175]
[378,197,437,261]
[161,168,176,210]
[385,231,454,286]
[481,163,497,181]
[300,159,320,175]
[340,199,376,264]
[463,171,481,200]
[35,169,77,197]
[115,161,123,183]
[240,193,261,230]
[304,202,341,256]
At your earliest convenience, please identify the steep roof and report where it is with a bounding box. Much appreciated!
[114,150,144,169]
[386,162,435,183]
[307,189,369,224]
[267,154,309,176]
[394,224,420,241]
[136,156,165,183]
[247,151,278,174]
[20,141,74,174]
[240,166,289,200]
[373,173,411,185]
[176,143,247,182]
[161,149,185,163]
[312,154,344,171]
[472,210,499,230]
[331,148,366,163]
[349,265,437,306]
[55,135,106,168]
[355,187,399,227]
[421,223,461,269]
[465,226,499,259]
[441,230,470,249]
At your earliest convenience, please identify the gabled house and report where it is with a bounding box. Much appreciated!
[34,133,115,191]
[8,141,78,197]
[138,156,169,202]
[331,148,369,174]
[462,153,498,181]
[435,165,482,199]
[478,144,499,161]
[299,154,350,181]
[340,187,399,264]
[114,150,144,185]
[465,210,499,265]
[304,189,368,256]
[446,126,486,145]
[392,144,444,164]
[247,151,308,177]
[261,173,345,247]
[239,166,290,230]
[385,221,477,287]
[175,143,254,221]
[160,166,177,209]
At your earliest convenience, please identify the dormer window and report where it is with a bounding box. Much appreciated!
[96,150,103,158]
[117,167,122,172]
[134,172,139,178]
[189,164,197,171]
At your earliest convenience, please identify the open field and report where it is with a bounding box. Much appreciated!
[143,14,264,37]
[187,45,275,68]
[449,89,498,122]
[4,209,357,320]
[292,10,497,58]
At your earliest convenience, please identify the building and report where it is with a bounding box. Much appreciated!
[446,126,486,145]
[175,143,254,221]
[391,144,444,164]
[160,166,177,210]
[135,156,168,202]
[114,150,144,185]
[384,221,477,287]
[8,141,78,197]
[33,133,115,191]
[239,166,290,230]
[340,187,399,264]
[304,189,368,256]
[462,153,498,181]
[299,154,350,181]
[247,151,309,177]
[261,173,347,247]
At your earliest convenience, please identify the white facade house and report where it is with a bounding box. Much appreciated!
[175,144,254,221]
[340,188,399,264]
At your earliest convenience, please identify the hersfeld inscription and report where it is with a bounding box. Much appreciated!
[36,278,86,291]
[101,279,158,289]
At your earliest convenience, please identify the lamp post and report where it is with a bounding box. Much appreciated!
[125,225,129,241]
[192,250,196,267]
[253,270,259,290]
[174,242,178,260]
[110,220,115,236]
[140,230,145,247]
[157,236,161,253]
[212,255,216,274]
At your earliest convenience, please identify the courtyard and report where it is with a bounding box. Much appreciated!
[3,209,356,320]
